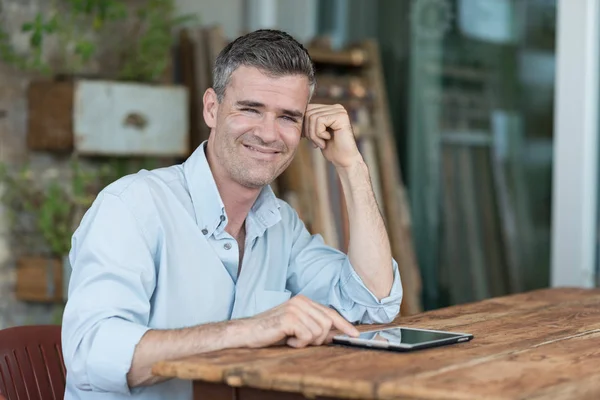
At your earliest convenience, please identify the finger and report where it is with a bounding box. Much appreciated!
[313,110,349,131]
[302,115,327,147]
[306,103,344,113]
[318,305,360,337]
[292,305,326,344]
[287,337,305,348]
[309,111,348,144]
[325,330,338,344]
[307,110,346,148]
[306,104,335,112]
[307,112,327,150]
[296,297,352,345]
[287,323,314,348]
[304,303,334,345]
[288,296,333,345]
[316,128,332,141]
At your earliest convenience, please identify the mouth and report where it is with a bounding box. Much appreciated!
[243,144,282,155]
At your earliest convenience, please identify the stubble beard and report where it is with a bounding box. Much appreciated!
[225,141,295,189]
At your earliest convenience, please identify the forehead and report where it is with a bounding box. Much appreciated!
[225,66,310,108]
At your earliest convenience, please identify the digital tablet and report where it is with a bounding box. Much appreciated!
[332,327,474,352]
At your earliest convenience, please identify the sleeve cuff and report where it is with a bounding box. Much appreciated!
[86,318,151,394]
[339,258,403,323]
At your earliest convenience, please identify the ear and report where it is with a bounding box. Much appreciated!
[203,88,219,129]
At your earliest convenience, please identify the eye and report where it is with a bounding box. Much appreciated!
[281,115,298,123]
[241,108,259,114]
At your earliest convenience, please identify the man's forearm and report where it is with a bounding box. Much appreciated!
[127,319,250,387]
[337,159,394,300]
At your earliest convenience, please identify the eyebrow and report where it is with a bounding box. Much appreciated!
[236,100,304,119]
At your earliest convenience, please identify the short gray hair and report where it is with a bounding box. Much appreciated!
[213,29,315,102]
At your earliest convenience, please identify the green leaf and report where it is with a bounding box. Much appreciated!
[21,22,34,32]
[31,32,42,48]
[45,16,59,33]
[93,15,103,30]
[75,41,95,61]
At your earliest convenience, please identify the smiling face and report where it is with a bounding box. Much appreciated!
[204,66,310,189]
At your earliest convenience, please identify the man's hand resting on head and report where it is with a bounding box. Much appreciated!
[243,295,360,348]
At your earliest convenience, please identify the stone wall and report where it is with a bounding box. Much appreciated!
[0,0,65,328]
[0,0,245,329]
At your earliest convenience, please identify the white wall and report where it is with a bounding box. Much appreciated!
[183,0,318,43]
[175,0,244,39]
[551,0,600,288]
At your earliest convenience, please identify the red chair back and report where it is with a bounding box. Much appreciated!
[0,325,65,400]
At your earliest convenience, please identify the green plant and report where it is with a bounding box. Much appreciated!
[0,24,34,71]
[0,157,163,257]
[2,0,128,75]
[1,0,195,83]
[118,0,196,82]
[0,159,111,257]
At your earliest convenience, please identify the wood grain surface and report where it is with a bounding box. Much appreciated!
[153,288,600,399]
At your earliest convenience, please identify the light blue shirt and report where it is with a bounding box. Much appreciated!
[62,143,403,400]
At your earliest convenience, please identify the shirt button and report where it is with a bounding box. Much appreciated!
[220,215,226,222]
[201,229,208,235]
[223,242,232,250]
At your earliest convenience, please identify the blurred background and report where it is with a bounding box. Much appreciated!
[0,0,596,328]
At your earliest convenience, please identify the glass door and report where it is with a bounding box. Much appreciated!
[407,0,558,309]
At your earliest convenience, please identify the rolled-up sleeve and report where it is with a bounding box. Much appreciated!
[283,203,403,324]
[62,191,156,394]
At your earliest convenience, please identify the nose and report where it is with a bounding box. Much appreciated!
[255,113,279,143]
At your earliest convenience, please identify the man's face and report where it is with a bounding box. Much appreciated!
[205,66,310,189]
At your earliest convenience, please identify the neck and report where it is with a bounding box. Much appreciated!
[218,180,260,237]
[205,144,261,237]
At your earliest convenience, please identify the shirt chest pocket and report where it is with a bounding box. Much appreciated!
[254,289,292,315]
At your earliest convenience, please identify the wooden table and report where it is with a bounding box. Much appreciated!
[153,288,600,399]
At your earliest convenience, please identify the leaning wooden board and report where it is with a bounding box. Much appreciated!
[153,288,600,399]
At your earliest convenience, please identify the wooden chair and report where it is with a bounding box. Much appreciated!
[0,325,66,400]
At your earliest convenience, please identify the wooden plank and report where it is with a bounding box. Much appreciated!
[277,140,316,228]
[238,386,340,400]
[452,146,475,305]
[527,373,600,400]
[178,29,202,154]
[154,347,321,382]
[363,40,422,316]
[220,296,600,399]
[193,27,214,145]
[474,147,508,298]
[439,146,460,305]
[204,25,227,69]
[377,330,600,400]
[311,146,339,248]
[153,289,600,400]
[193,381,234,400]
[306,46,368,66]
[398,288,600,330]
[458,146,489,301]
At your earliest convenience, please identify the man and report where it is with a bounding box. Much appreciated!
[62,29,402,399]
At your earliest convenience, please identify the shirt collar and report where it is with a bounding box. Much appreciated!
[183,142,281,238]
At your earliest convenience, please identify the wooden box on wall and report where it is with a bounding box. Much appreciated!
[27,81,74,151]
[16,256,64,303]
[27,80,189,156]
[73,81,189,156]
